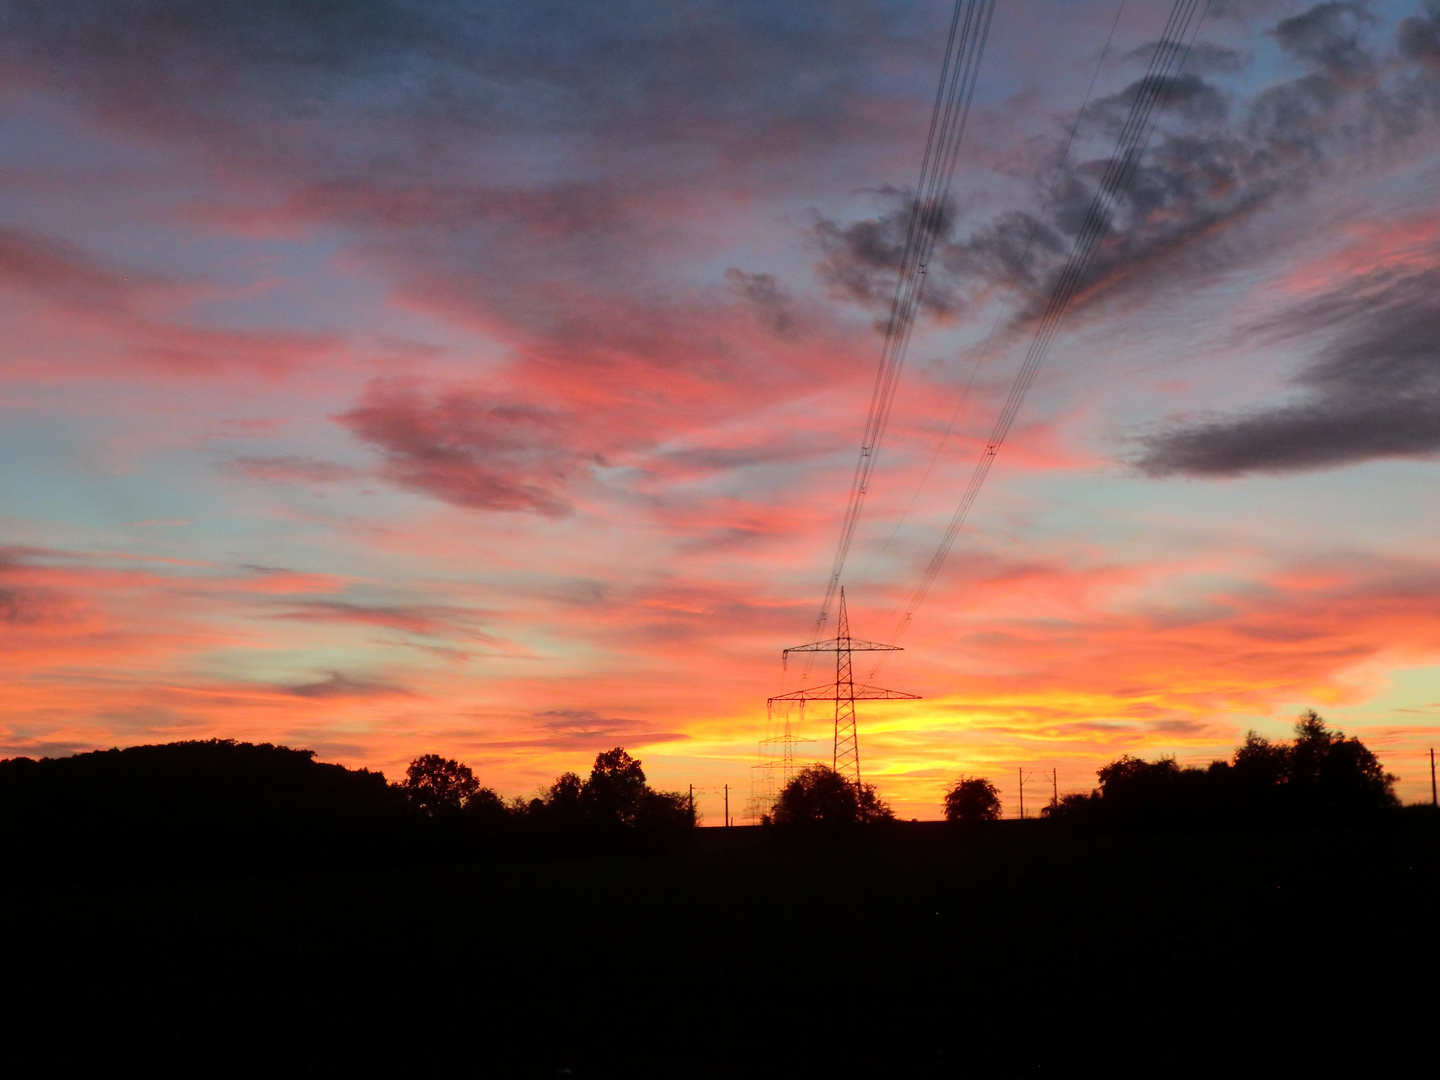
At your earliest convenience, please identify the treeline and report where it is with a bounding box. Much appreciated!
[0,741,693,876]
[764,711,1407,830]
[397,746,695,837]
[941,711,1403,828]
[0,709,1413,877]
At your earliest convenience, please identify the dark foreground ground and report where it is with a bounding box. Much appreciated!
[4,817,1438,1076]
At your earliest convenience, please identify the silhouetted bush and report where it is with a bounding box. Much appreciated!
[1042,792,1099,820]
[772,764,893,826]
[944,776,1002,823]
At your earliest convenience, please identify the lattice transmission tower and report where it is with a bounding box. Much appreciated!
[769,589,919,784]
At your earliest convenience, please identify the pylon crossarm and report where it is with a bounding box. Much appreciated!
[783,638,902,655]
[852,685,921,700]
[768,687,838,704]
[768,684,920,704]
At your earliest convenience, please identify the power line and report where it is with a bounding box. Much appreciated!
[882,0,1214,649]
[853,0,1131,591]
[811,0,997,640]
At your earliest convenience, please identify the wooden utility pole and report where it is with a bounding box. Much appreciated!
[1051,768,1058,809]
[1431,748,1436,808]
[1018,767,1024,821]
[724,783,730,827]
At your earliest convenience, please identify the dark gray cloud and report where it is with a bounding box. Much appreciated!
[0,549,76,627]
[272,597,493,639]
[0,586,50,625]
[502,709,688,752]
[1148,718,1214,737]
[281,672,411,699]
[1401,1,1440,70]
[0,1,917,139]
[1124,40,1250,74]
[1136,264,1440,476]
[812,3,1440,332]
[0,0,933,247]
[1271,2,1377,82]
[722,268,798,337]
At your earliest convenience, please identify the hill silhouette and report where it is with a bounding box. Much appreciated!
[0,739,403,874]
[0,739,697,876]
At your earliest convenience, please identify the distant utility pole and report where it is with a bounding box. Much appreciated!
[1051,768,1058,810]
[1431,748,1436,808]
[724,784,730,828]
[1018,767,1024,821]
[689,784,694,821]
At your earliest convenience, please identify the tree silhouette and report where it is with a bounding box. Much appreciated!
[1285,709,1397,816]
[403,755,479,816]
[582,748,648,826]
[773,764,893,826]
[943,776,1001,822]
[1231,730,1288,788]
[543,771,585,824]
[461,786,508,829]
[635,789,697,832]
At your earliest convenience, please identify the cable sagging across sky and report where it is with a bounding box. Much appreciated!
[882,0,1214,650]
[810,0,997,640]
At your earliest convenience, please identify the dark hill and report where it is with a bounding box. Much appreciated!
[0,739,403,873]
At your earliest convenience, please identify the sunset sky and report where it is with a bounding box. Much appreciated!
[4,0,1440,819]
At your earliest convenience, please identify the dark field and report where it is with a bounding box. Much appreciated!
[5,818,1438,1076]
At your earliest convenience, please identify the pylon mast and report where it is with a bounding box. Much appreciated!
[834,595,858,778]
[769,589,919,785]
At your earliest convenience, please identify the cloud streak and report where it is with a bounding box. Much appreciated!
[0,226,336,377]
[1138,235,1440,476]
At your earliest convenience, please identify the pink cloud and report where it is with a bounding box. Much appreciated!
[337,379,578,516]
[0,226,338,379]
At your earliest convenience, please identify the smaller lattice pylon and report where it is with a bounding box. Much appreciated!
[768,589,919,785]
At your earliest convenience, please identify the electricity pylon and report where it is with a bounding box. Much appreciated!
[769,589,919,785]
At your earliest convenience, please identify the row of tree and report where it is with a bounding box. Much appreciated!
[399,747,695,834]
[0,710,1405,877]
[936,711,1400,827]
[762,711,1402,829]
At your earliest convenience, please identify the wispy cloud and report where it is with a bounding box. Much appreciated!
[1137,233,1440,476]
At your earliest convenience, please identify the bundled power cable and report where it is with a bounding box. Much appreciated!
[881,0,1213,651]
[811,0,997,639]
